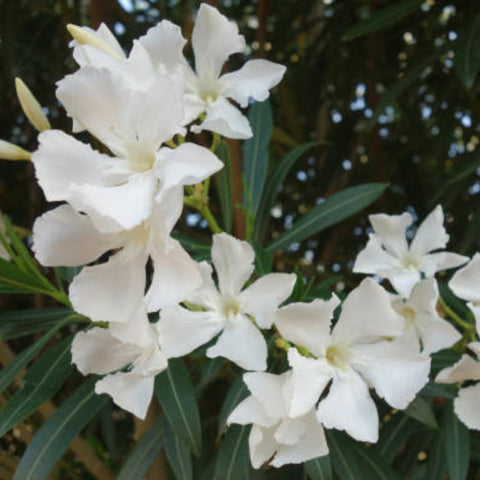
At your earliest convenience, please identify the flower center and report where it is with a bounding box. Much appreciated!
[402,255,419,270]
[221,298,240,320]
[401,305,416,326]
[325,344,350,371]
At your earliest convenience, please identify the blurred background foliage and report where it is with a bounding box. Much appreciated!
[1,0,480,478]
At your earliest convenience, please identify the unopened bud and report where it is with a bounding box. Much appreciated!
[0,140,31,161]
[15,78,51,132]
[67,24,125,61]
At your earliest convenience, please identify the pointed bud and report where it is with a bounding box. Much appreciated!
[0,140,31,161]
[66,24,125,61]
[15,78,51,132]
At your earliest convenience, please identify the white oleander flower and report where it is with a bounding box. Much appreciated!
[33,66,222,231]
[391,278,460,354]
[449,253,480,332]
[72,304,167,419]
[227,371,328,468]
[436,341,480,430]
[33,191,201,320]
[275,278,430,442]
[353,205,467,297]
[157,233,296,371]
[70,4,286,139]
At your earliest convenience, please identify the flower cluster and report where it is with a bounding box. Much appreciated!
[3,2,480,471]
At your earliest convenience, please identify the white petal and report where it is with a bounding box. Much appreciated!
[369,212,412,258]
[32,130,121,202]
[334,278,403,343]
[71,327,139,375]
[157,306,224,358]
[468,303,480,337]
[145,238,203,311]
[71,172,157,230]
[435,351,480,384]
[228,396,276,428]
[192,97,253,139]
[249,425,277,469]
[410,205,449,257]
[243,371,289,420]
[316,372,379,442]
[109,304,151,347]
[138,20,186,69]
[389,269,422,298]
[455,383,480,430]
[449,253,480,303]
[95,372,154,419]
[353,341,430,409]
[274,417,307,446]
[32,205,118,267]
[275,297,340,357]
[353,234,399,275]
[419,252,468,277]
[271,413,328,468]
[155,142,223,195]
[222,59,286,108]
[207,314,267,371]
[287,348,332,418]
[240,273,296,328]
[69,249,146,323]
[150,185,184,238]
[192,4,246,79]
[211,233,255,296]
[186,261,222,309]
[132,345,168,377]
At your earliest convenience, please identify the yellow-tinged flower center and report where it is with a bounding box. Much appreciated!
[325,344,350,371]
[221,298,240,320]
[402,255,419,270]
[401,305,417,326]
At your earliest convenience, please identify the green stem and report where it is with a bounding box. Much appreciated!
[439,296,474,331]
[210,133,221,153]
[183,196,222,234]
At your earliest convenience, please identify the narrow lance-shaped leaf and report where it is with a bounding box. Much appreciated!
[0,320,69,396]
[163,420,193,480]
[13,378,109,480]
[155,358,202,456]
[342,0,422,41]
[213,425,251,480]
[253,141,318,244]
[117,417,165,480]
[215,141,233,233]
[404,395,438,430]
[0,336,73,437]
[454,11,480,88]
[218,377,249,436]
[243,100,272,214]
[266,183,388,253]
[305,455,334,480]
[444,400,470,480]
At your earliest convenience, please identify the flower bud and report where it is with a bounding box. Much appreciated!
[15,78,51,132]
[67,24,125,61]
[0,140,31,161]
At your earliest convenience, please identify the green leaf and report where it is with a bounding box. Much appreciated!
[0,257,52,295]
[376,414,419,462]
[0,321,67,396]
[444,400,470,480]
[426,424,446,479]
[196,357,224,394]
[155,358,202,456]
[164,421,193,480]
[253,242,272,276]
[404,396,438,430]
[217,377,249,436]
[213,425,251,480]
[266,183,388,253]
[0,336,73,437]
[215,141,233,232]
[253,142,318,243]
[0,307,74,340]
[304,455,333,480]
[243,100,272,214]
[329,431,400,480]
[13,378,108,480]
[117,417,165,480]
[342,0,422,41]
[368,52,440,128]
[455,11,480,88]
